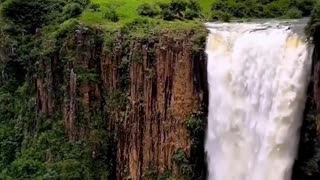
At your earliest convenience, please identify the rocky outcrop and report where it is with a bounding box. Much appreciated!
[35,25,207,179]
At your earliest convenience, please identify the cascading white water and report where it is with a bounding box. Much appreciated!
[205,22,313,180]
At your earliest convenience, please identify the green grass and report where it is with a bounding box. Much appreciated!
[79,0,216,27]
[80,0,167,25]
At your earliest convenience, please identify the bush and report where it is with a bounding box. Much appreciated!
[103,6,119,22]
[285,7,303,19]
[89,3,100,12]
[1,0,64,34]
[305,1,320,39]
[187,0,201,13]
[249,3,265,18]
[211,0,249,18]
[137,3,158,17]
[296,0,316,16]
[0,0,89,34]
[211,11,231,22]
[62,3,83,20]
[233,2,250,18]
[210,0,312,20]
[4,159,45,179]
[172,149,192,179]
[185,8,198,20]
[159,0,202,21]
[186,112,206,147]
[159,1,181,21]
[211,0,233,15]
[68,0,90,7]
[185,0,201,19]
[169,0,187,14]
[258,0,273,5]
[263,2,286,17]
[161,8,175,21]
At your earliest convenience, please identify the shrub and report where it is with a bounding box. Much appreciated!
[172,149,192,179]
[169,0,187,15]
[211,0,233,15]
[263,2,286,17]
[285,7,303,19]
[185,8,198,20]
[186,112,206,147]
[137,3,158,17]
[296,0,316,16]
[211,0,249,18]
[185,0,202,19]
[158,2,170,10]
[233,2,250,18]
[103,6,119,22]
[62,3,83,20]
[258,0,273,5]
[5,159,45,179]
[210,12,219,21]
[187,0,201,12]
[161,8,175,21]
[159,1,182,21]
[211,11,231,22]
[1,0,64,34]
[305,1,320,39]
[68,0,90,7]
[210,0,310,19]
[89,3,100,12]
[159,0,202,21]
[249,3,265,18]
[143,167,174,180]
[57,159,91,179]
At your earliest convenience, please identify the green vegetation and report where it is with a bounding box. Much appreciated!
[285,7,303,19]
[0,0,319,179]
[0,0,114,179]
[172,149,192,179]
[79,0,316,25]
[209,0,316,20]
[137,3,159,17]
[143,167,174,180]
[185,111,207,180]
[80,0,207,25]
[306,0,320,39]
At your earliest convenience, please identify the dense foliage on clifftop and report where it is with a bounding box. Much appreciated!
[80,0,317,24]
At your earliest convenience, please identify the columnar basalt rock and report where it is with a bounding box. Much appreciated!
[35,26,207,179]
[113,35,206,179]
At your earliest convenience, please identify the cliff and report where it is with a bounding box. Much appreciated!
[34,22,208,179]
[293,26,320,179]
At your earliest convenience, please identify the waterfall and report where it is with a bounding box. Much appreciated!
[205,22,313,180]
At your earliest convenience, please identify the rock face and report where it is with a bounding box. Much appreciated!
[293,31,320,179]
[35,26,207,179]
[114,36,207,179]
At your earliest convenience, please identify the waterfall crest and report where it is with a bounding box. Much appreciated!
[205,22,313,180]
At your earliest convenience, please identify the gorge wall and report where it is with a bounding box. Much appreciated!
[34,23,208,179]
